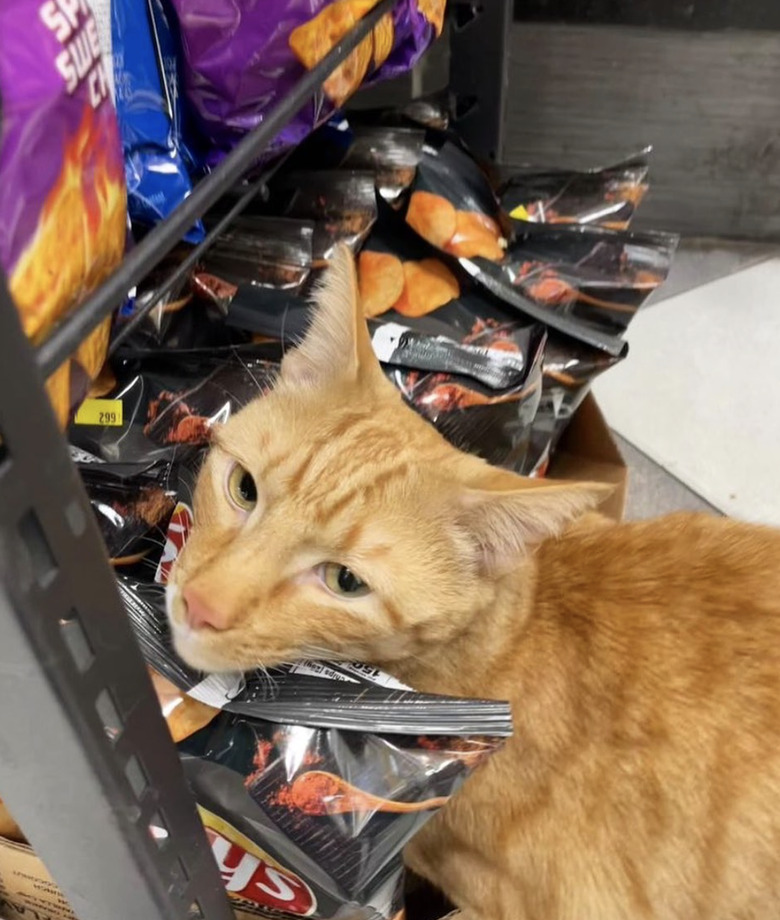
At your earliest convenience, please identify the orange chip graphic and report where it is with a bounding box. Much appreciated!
[372,11,395,68]
[394,258,460,317]
[406,190,457,249]
[290,0,381,105]
[445,210,505,261]
[358,251,405,317]
[416,0,446,37]
[9,105,126,426]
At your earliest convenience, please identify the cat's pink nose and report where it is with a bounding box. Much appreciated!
[182,587,228,631]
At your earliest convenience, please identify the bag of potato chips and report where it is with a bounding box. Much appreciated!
[0,0,127,425]
[167,0,446,165]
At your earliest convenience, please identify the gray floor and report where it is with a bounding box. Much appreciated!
[614,237,777,521]
[614,433,720,520]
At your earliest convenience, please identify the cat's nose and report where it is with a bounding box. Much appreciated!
[182,587,228,631]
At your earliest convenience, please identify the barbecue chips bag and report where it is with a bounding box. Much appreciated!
[120,575,512,920]
[71,448,177,565]
[69,345,282,464]
[166,0,446,164]
[499,151,651,230]
[0,0,127,424]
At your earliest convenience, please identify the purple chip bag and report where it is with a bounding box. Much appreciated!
[0,0,127,424]
[167,0,444,164]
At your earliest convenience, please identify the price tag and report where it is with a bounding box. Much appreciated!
[509,204,531,221]
[74,398,123,427]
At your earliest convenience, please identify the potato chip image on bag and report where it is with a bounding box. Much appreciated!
[406,190,458,249]
[289,1,378,105]
[358,250,405,316]
[417,0,446,36]
[394,258,460,317]
[0,0,127,425]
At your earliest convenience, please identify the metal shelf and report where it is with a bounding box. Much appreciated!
[0,4,396,920]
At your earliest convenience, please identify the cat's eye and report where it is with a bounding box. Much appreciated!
[321,563,371,598]
[226,463,258,512]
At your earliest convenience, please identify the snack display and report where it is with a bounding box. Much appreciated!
[166,0,446,164]
[0,0,127,424]
[120,574,511,920]
[3,8,685,920]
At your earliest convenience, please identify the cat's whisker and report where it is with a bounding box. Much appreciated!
[232,348,265,397]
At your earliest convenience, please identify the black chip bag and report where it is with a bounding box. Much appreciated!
[118,572,511,920]
[524,334,627,477]
[341,126,425,204]
[204,216,315,292]
[71,449,176,566]
[491,223,677,339]
[499,150,651,231]
[266,171,378,265]
[69,345,281,464]
[353,205,546,472]
[404,134,510,264]
[384,317,545,473]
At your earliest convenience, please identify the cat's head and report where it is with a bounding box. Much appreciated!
[166,246,606,673]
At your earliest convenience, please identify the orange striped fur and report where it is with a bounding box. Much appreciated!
[168,247,780,920]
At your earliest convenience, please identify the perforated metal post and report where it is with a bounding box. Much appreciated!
[449,0,512,161]
[0,275,234,920]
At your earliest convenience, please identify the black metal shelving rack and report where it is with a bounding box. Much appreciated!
[0,3,509,920]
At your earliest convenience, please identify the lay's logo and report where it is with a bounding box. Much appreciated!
[155,502,193,585]
[199,807,316,916]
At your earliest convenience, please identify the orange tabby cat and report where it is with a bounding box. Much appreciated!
[167,246,780,920]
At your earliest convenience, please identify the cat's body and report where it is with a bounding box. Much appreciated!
[401,513,780,920]
[167,247,780,920]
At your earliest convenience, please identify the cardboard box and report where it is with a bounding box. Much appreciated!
[0,835,77,920]
[0,397,626,920]
[548,393,627,522]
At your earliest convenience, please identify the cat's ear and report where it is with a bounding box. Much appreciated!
[457,471,611,571]
[280,244,383,388]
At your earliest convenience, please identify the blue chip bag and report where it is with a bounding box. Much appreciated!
[111,0,204,242]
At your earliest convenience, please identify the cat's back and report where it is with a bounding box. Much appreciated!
[409,512,780,919]
[537,511,780,636]
[508,513,780,918]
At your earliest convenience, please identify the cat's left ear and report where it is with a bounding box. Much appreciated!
[280,244,384,388]
[457,471,611,572]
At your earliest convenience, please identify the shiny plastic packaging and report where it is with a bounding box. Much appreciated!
[119,575,511,920]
